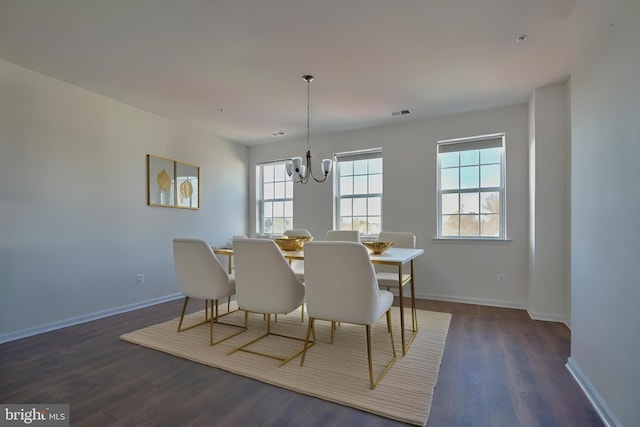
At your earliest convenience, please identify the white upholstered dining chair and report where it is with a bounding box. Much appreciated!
[323,229,361,332]
[228,237,311,366]
[172,238,245,346]
[301,241,397,389]
[325,229,360,242]
[283,229,313,237]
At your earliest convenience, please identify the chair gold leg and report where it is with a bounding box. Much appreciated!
[206,299,245,346]
[301,318,315,366]
[177,297,190,332]
[205,299,220,321]
[300,315,395,389]
[387,309,396,359]
[366,325,374,388]
[178,297,217,332]
[330,321,335,344]
[229,311,313,366]
[368,310,397,389]
[178,296,245,345]
[210,300,214,344]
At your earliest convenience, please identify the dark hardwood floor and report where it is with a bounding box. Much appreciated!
[0,298,603,427]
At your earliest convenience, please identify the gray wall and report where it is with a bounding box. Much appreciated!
[250,104,532,310]
[0,59,248,342]
[567,0,640,425]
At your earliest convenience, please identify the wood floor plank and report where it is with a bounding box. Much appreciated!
[479,316,525,427]
[452,315,492,427]
[0,298,604,426]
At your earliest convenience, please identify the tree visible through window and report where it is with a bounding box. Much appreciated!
[257,161,293,235]
[335,149,383,237]
[437,134,505,239]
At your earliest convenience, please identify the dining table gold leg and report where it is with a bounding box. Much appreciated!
[411,260,418,332]
[397,261,419,356]
[398,264,406,355]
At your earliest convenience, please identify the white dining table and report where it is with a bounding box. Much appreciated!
[213,245,424,355]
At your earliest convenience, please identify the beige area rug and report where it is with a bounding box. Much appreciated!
[120,304,451,426]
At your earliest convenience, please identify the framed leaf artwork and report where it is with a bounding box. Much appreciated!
[147,154,200,209]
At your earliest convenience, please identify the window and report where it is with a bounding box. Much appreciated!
[257,160,293,235]
[335,149,383,237]
[437,134,505,239]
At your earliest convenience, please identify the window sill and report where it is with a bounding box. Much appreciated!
[432,237,512,245]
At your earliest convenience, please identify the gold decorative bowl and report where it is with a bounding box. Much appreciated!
[286,235,313,244]
[363,241,394,254]
[274,236,313,251]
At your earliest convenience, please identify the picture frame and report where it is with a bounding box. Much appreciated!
[147,154,200,209]
[176,160,200,209]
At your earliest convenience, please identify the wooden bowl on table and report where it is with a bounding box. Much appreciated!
[362,241,394,255]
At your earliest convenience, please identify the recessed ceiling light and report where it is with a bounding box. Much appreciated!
[516,34,527,43]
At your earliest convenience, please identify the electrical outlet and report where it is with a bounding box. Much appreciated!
[497,273,505,285]
[136,273,144,285]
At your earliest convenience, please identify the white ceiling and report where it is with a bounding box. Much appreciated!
[0,0,576,145]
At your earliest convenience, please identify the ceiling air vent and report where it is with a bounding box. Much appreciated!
[390,109,411,117]
[271,131,287,137]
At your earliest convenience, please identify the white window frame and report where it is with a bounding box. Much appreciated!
[257,160,294,236]
[436,133,506,240]
[334,148,383,238]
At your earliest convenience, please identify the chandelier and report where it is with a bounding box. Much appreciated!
[285,75,333,183]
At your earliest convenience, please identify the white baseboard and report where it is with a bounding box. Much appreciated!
[0,293,182,344]
[566,357,622,427]
[366,291,573,325]
[414,292,526,311]
[564,318,571,330]
[526,308,569,324]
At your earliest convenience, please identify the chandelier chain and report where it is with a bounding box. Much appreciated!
[306,76,311,150]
